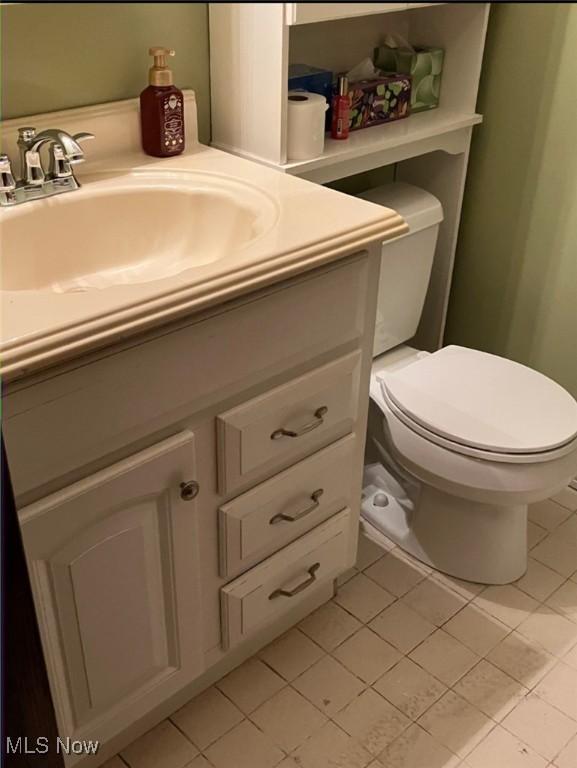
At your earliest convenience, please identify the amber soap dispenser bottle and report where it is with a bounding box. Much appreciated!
[140,47,185,157]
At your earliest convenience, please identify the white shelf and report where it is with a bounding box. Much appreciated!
[209,2,490,348]
[287,3,410,26]
[286,3,447,26]
[282,110,482,183]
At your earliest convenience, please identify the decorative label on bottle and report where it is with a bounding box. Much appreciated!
[162,94,184,151]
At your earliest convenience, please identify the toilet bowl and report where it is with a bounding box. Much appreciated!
[358,183,577,584]
[364,345,577,584]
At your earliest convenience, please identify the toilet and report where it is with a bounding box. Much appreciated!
[359,183,577,584]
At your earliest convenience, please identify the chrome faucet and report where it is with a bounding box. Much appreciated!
[0,126,94,207]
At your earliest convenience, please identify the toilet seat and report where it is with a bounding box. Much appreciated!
[379,345,577,464]
[369,379,577,505]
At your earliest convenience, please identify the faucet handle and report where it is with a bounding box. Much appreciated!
[17,126,37,145]
[48,144,73,179]
[0,155,16,191]
[23,150,45,186]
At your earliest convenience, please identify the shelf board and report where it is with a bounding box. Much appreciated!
[281,109,483,183]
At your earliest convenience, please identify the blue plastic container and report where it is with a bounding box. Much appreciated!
[288,64,333,128]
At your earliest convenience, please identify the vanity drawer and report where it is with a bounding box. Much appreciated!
[217,351,361,493]
[219,434,355,578]
[220,508,350,649]
[4,255,371,502]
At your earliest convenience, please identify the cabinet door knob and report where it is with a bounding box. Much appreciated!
[180,480,199,501]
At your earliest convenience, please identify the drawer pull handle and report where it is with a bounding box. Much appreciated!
[271,406,328,440]
[269,489,324,525]
[269,562,321,600]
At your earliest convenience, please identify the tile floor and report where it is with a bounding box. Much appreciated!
[107,487,577,768]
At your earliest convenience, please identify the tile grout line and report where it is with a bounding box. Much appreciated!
[167,716,201,752]
[497,703,577,766]
[285,572,504,764]
[114,507,577,768]
[231,524,577,764]
[329,541,577,758]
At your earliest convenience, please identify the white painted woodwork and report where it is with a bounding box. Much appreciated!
[4,256,368,502]
[219,434,355,577]
[209,3,489,349]
[286,3,408,25]
[406,3,489,114]
[6,249,383,766]
[217,351,361,493]
[406,3,447,10]
[19,432,203,741]
[288,9,408,76]
[282,112,481,184]
[210,3,289,164]
[221,508,350,649]
[285,3,488,180]
[211,3,488,177]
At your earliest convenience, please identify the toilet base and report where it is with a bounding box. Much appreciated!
[362,463,528,584]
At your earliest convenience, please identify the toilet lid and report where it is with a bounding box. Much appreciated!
[382,346,577,455]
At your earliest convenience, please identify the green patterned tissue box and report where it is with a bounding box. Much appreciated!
[374,44,444,113]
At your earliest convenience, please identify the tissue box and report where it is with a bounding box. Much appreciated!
[373,45,444,113]
[289,64,333,128]
[347,74,411,131]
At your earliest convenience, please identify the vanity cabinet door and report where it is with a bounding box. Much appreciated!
[19,432,202,741]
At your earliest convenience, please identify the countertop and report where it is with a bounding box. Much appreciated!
[0,95,407,381]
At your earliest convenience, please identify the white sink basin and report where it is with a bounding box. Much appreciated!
[1,170,277,293]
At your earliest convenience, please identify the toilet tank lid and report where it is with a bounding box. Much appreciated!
[358,182,443,234]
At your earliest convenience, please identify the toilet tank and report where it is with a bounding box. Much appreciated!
[358,183,443,357]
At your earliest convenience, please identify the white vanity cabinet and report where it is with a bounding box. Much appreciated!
[17,432,203,742]
[4,252,379,764]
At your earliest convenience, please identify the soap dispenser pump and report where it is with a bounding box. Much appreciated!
[140,47,185,157]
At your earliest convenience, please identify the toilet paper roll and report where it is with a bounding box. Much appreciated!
[287,91,328,161]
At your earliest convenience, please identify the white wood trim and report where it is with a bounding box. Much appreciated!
[286,3,410,26]
[213,112,481,185]
[210,3,289,165]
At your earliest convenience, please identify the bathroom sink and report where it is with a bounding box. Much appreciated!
[1,170,277,293]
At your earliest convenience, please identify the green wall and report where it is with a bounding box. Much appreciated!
[446,3,577,397]
[0,3,211,143]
